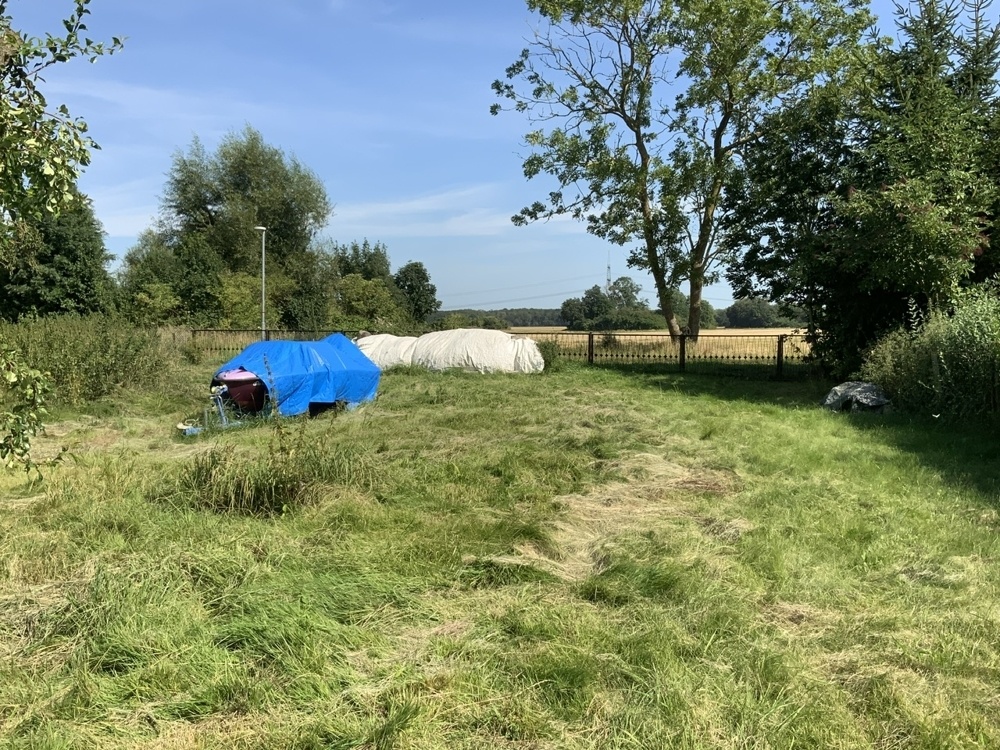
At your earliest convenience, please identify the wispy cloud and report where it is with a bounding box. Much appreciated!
[327,184,586,240]
[46,78,269,140]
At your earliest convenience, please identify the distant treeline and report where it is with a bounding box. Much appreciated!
[432,298,807,330]
[430,308,565,328]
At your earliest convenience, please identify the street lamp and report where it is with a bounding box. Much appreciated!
[254,226,267,339]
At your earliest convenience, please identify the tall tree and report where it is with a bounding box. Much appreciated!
[330,239,393,282]
[0,188,113,320]
[393,261,441,323]
[161,127,331,271]
[607,276,645,309]
[122,127,332,325]
[493,0,869,338]
[725,0,1000,374]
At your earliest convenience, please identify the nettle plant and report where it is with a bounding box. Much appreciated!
[1,345,50,474]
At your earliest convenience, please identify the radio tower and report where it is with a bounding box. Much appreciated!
[605,250,612,293]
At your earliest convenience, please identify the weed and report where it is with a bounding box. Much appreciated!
[171,424,377,515]
[535,339,562,371]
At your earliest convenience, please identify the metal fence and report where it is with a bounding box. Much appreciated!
[527,331,813,378]
[189,328,813,378]
[188,328,361,359]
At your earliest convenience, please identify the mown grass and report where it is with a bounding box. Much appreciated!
[2,362,1000,748]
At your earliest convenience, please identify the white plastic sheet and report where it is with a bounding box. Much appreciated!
[357,329,544,374]
[354,334,418,370]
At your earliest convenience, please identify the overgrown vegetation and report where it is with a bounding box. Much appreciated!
[169,421,379,516]
[0,315,165,405]
[3,361,1000,747]
[861,289,1000,418]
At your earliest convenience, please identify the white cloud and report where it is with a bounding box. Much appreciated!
[329,184,591,240]
[45,78,268,140]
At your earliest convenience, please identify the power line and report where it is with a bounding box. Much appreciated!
[444,292,735,308]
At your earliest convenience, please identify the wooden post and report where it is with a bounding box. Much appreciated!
[777,334,786,378]
[679,334,686,372]
[587,332,595,364]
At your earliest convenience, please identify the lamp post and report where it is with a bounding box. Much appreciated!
[254,226,267,339]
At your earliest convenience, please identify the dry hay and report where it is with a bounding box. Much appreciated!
[134,716,273,750]
[26,416,213,468]
[698,516,755,544]
[763,601,841,636]
[512,453,741,582]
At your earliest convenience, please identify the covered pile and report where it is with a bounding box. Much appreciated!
[357,329,544,373]
[213,334,380,417]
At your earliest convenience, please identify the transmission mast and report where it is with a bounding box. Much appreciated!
[605,250,612,294]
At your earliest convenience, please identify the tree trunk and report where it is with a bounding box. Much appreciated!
[636,139,682,339]
[646,236,682,340]
[687,268,702,342]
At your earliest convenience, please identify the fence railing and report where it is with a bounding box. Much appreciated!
[527,331,812,377]
[188,328,813,378]
[188,328,361,359]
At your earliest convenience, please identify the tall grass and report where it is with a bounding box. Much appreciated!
[168,421,379,515]
[0,315,165,405]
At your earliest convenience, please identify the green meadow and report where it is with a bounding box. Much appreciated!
[2,363,999,749]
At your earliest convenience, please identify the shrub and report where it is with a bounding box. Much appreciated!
[723,298,779,328]
[0,344,50,473]
[535,339,561,372]
[860,289,1000,417]
[0,314,165,404]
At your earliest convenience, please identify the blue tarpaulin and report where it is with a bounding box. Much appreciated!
[213,335,380,416]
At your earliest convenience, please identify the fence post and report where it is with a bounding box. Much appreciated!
[679,334,686,372]
[776,334,786,378]
[587,332,595,364]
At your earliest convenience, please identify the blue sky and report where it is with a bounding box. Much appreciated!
[14,0,905,312]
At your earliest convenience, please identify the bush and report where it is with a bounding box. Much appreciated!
[535,339,561,372]
[723,298,779,328]
[0,345,50,473]
[0,314,165,405]
[860,290,1000,417]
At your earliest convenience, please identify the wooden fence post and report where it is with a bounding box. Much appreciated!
[679,334,686,372]
[776,334,786,378]
[587,332,595,364]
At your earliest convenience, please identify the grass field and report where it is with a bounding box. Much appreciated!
[2,362,999,748]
